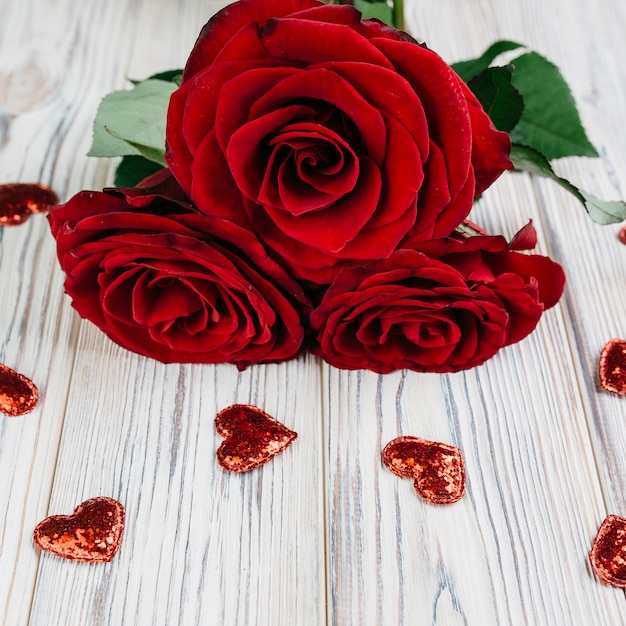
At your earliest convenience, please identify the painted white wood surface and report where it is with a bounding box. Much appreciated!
[1,0,626,624]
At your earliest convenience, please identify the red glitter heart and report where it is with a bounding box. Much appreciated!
[382,436,465,504]
[215,404,297,472]
[0,183,58,225]
[33,497,125,562]
[599,339,626,395]
[0,363,39,416]
[590,514,626,587]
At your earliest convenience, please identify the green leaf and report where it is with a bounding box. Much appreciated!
[451,40,524,83]
[508,52,598,160]
[142,69,183,85]
[130,69,183,87]
[114,155,163,187]
[468,65,524,133]
[510,144,626,224]
[320,0,399,28]
[392,0,403,30]
[104,127,168,166]
[353,0,393,25]
[455,221,485,238]
[89,78,177,162]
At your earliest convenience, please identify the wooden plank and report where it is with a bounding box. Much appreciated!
[500,0,626,518]
[486,0,626,556]
[0,0,89,622]
[0,0,326,623]
[3,0,626,624]
[28,332,326,625]
[0,0,140,619]
[323,326,626,624]
[323,1,626,623]
[0,218,79,625]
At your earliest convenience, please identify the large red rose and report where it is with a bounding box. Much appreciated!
[310,224,565,373]
[48,172,308,367]
[165,0,512,283]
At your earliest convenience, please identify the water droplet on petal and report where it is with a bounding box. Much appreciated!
[0,363,39,416]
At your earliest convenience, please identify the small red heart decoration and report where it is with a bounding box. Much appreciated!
[0,363,39,416]
[0,182,58,225]
[590,514,626,587]
[599,339,626,395]
[215,404,297,472]
[382,436,465,504]
[33,497,125,562]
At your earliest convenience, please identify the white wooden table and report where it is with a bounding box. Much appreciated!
[2,0,626,624]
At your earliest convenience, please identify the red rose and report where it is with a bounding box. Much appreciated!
[165,0,512,283]
[48,173,308,367]
[310,224,565,373]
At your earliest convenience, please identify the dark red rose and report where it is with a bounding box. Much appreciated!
[165,0,512,283]
[310,223,565,373]
[48,173,308,367]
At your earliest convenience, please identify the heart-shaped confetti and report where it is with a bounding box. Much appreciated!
[0,363,39,416]
[215,404,297,472]
[382,436,465,504]
[0,183,58,225]
[590,514,626,587]
[33,497,125,562]
[599,338,626,395]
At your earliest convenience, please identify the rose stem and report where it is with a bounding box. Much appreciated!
[393,0,404,30]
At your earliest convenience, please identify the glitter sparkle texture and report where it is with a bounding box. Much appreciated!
[33,497,125,562]
[382,436,465,504]
[215,404,297,472]
[599,338,626,395]
[0,183,58,225]
[590,514,626,587]
[0,363,39,416]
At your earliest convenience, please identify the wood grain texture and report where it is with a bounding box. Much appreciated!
[2,0,626,624]
[28,333,326,626]
[0,217,79,624]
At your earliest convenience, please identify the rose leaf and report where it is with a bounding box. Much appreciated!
[104,127,167,166]
[88,78,177,161]
[114,155,163,187]
[352,0,393,25]
[468,65,524,133]
[130,69,183,86]
[508,52,599,160]
[451,40,524,83]
[510,144,626,224]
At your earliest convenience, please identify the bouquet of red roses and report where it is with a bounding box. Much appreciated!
[49,0,572,373]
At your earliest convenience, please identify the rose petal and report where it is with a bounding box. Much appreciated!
[246,68,388,165]
[259,15,395,69]
[182,0,321,80]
